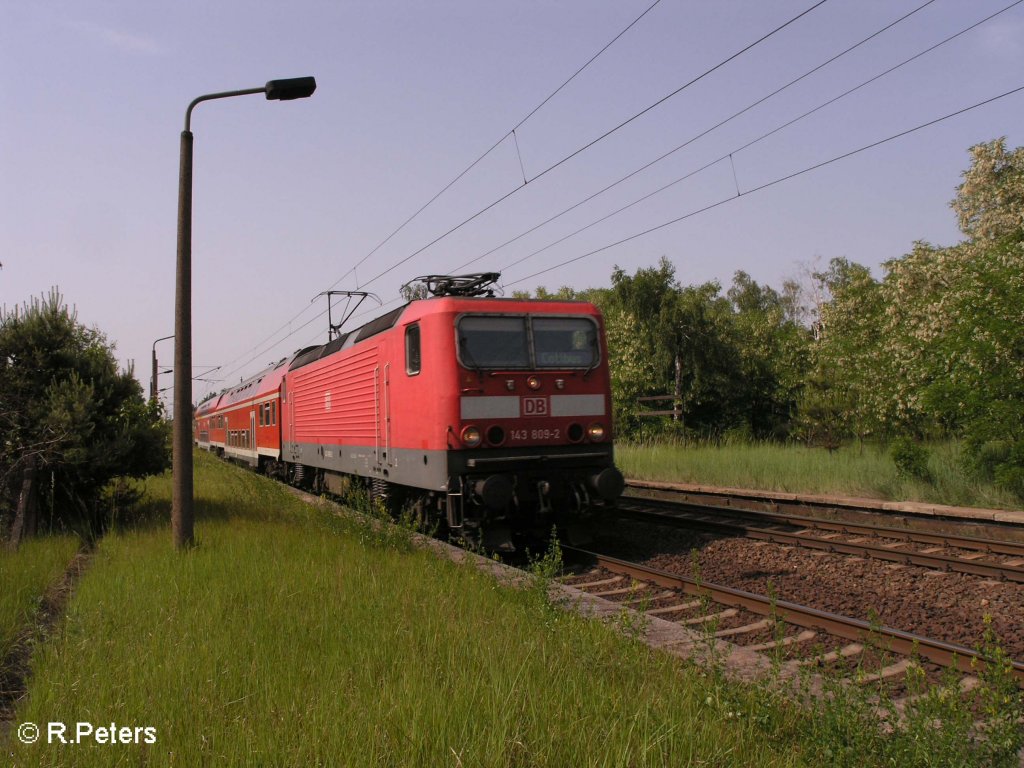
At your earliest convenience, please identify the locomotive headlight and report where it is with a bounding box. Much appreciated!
[587,423,606,442]
[527,375,541,390]
[461,425,483,448]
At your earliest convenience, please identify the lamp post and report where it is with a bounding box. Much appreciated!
[151,334,174,403]
[173,77,316,549]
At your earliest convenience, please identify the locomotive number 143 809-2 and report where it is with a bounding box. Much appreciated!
[509,428,561,442]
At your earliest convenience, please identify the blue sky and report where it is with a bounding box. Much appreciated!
[2,0,1022,407]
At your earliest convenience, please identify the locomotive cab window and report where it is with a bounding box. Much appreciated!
[533,317,598,368]
[457,314,598,369]
[405,323,421,375]
[458,316,529,369]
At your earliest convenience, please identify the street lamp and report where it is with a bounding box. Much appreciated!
[151,334,174,403]
[173,77,316,549]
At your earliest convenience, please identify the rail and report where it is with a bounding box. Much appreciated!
[563,546,1024,684]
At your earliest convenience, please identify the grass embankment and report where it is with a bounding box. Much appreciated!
[617,440,1022,510]
[8,453,804,767]
[0,536,80,662]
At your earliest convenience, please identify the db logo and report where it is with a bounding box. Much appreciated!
[522,397,549,416]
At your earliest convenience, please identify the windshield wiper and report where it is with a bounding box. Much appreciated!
[458,336,481,371]
[583,336,599,380]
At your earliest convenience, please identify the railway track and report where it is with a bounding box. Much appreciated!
[625,480,1024,529]
[561,546,1024,686]
[616,491,1024,583]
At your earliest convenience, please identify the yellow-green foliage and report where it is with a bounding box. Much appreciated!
[10,453,805,767]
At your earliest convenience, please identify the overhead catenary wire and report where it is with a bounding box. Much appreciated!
[494,0,1024,275]
[211,56,1015,398]
[285,66,1019,357]
[450,0,944,274]
[504,83,1024,288]
[350,0,833,293]
[213,0,1008,387]
[217,0,824,385]
[211,0,664,384]
[328,0,666,291]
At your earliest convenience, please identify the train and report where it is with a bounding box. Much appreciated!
[194,273,624,548]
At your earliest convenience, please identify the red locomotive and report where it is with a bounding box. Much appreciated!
[195,274,624,546]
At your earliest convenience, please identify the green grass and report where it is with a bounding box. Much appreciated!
[617,440,1023,510]
[8,453,806,767]
[0,535,80,661]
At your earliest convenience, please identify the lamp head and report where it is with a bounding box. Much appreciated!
[265,77,317,101]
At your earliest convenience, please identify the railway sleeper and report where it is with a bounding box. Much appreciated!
[795,642,865,666]
[710,618,773,639]
[646,600,702,616]
[678,608,738,626]
[591,584,643,598]
[856,659,919,685]
[622,589,674,606]
[745,629,818,653]
[571,575,624,589]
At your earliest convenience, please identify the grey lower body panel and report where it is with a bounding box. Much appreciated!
[282,441,617,493]
[283,441,450,491]
[450,444,616,475]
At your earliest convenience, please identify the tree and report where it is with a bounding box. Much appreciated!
[798,140,1024,496]
[808,257,887,440]
[603,307,659,435]
[727,271,812,439]
[951,138,1024,242]
[1,290,170,546]
[870,141,1024,492]
[608,259,748,438]
[608,259,689,433]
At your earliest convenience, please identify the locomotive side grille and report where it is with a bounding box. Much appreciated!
[292,345,378,442]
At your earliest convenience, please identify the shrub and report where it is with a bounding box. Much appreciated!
[890,438,932,483]
[963,438,1024,500]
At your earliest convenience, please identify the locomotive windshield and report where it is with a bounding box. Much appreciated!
[457,315,598,369]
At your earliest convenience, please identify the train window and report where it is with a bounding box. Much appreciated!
[405,324,421,375]
[271,401,277,426]
[258,406,264,427]
[457,316,529,369]
[533,317,599,368]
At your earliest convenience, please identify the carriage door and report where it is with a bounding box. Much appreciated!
[250,409,256,460]
[373,358,393,468]
[284,378,298,461]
